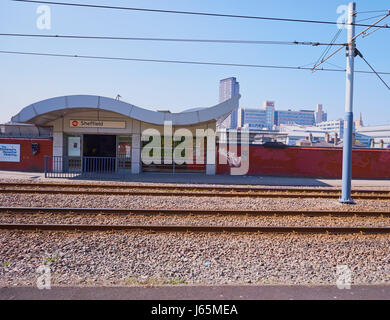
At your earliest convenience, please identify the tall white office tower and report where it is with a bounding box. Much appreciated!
[315,104,327,124]
[217,77,240,129]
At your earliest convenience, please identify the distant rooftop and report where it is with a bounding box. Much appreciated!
[0,122,52,138]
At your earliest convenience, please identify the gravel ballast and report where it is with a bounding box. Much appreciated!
[1,179,390,287]
[1,194,390,212]
[1,230,389,287]
[1,177,390,190]
[1,213,390,227]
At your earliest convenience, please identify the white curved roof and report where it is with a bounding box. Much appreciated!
[11,94,240,126]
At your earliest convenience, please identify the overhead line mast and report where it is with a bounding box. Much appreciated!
[339,5,390,203]
[340,2,356,204]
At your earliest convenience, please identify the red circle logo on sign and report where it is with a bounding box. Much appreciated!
[72,120,79,127]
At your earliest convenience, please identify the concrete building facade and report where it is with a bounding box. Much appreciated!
[316,119,346,139]
[217,77,240,129]
[239,101,275,130]
[11,94,240,175]
[357,125,390,148]
[275,109,316,126]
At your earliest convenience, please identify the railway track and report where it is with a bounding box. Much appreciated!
[1,182,390,199]
[0,223,389,234]
[1,206,390,217]
[1,206,390,234]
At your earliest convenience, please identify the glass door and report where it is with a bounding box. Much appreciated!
[65,134,82,173]
[117,136,132,171]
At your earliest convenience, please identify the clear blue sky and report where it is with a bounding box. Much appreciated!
[0,0,389,125]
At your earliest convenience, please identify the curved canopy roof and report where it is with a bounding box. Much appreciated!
[11,94,240,126]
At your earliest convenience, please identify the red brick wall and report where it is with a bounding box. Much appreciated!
[0,138,53,172]
[217,145,390,179]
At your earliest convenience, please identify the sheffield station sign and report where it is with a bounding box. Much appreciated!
[70,120,126,129]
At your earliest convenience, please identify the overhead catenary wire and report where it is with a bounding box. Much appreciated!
[355,50,390,90]
[356,14,388,23]
[298,61,318,68]
[312,10,390,71]
[0,33,347,46]
[362,24,389,38]
[311,46,345,71]
[357,10,389,14]
[324,61,345,70]
[1,49,389,75]
[11,0,390,29]
[312,28,343,71]
[352,11,390,41]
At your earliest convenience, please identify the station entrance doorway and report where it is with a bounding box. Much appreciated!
[83,134,116,172]
[83,134,116,157]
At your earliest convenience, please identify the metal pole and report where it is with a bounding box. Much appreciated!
[44,156,47,178]
[340,2,356,204]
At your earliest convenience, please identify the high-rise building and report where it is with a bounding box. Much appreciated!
[239,101,275,130]
[354,112,364,130]
[237,108,244,128]
[263,101,275,128]
[315,104,327,123]
[275,109,316,126]
[241,108,267,129]
[240,101,324,129]
[217,77,240,129]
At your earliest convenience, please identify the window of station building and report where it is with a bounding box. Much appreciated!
[117,136,132,158]
[117,136,132,170]
[65,134,82,173]
[67,135,81,157]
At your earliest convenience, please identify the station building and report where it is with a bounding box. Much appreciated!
[7,94,240,175]
[2,94,390,180]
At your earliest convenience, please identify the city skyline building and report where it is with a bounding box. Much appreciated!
[357,125,390,148]
[315,104,327,124]
[240,108,267,129]
[263,101,275,129]
[274,109,316,126]
[239,100,275,130]
[316,119,347,139]
[239,101,325,129]
[216,77,335,132]
[217,77,240,129]
[279,125,327,146]
[355,112,364,130]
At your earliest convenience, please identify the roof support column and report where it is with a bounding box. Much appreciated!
[206,124,216,175]
[52,118,64,173]
[131,133,141,174]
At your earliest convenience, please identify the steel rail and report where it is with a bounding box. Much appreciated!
[1,223,389,234]
[0,206,389,217]
[4,182,338,191]
[0,181,388,194]
[0,182,355,191]
[1,186,390,200]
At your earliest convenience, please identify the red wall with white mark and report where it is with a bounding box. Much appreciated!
[0,138,53,172]
[1,139,390,178]
[217,145,390,179]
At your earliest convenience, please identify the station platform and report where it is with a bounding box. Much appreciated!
[0,170,390,188]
